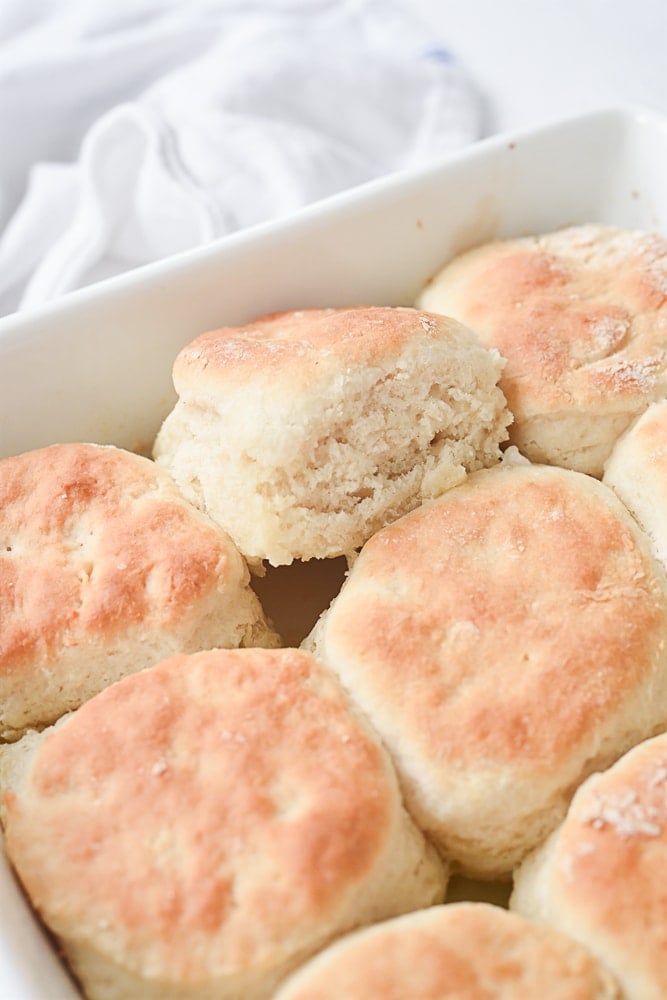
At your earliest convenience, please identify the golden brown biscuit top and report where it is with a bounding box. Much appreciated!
[0,443,241,675]
[277,903,619,999]
[172,306,474,393]
[421,225,667,417]
[549,733,667,992]
[4,648,394,981]
[323,464,667,773]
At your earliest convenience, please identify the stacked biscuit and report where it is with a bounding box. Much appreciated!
[1,229,667,998]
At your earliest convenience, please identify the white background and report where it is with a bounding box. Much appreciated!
[0,0,665,316]
[414,0,667,135]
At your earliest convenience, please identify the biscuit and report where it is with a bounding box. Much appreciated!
[152,306,511,566]
[306,462,667,878]
[603,398,667,571]
[0,442,278,740]
[0,647,446,1000]
[274,903,621,1000]
[416,224,667,476]
[512,732,667,1000]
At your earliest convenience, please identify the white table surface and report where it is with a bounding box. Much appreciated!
[414,0,667,135]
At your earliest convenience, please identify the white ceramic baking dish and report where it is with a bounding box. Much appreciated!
[0,105,666,997]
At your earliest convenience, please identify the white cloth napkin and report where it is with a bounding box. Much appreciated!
[0,0,481,317]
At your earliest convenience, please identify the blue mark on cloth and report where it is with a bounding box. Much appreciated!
[421,47,452,63]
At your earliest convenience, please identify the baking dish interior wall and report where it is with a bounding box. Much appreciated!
[1,109,666,460]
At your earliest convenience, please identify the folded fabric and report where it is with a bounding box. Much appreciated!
[0,0,481,316]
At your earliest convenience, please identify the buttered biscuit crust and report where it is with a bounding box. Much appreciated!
[307,463,667,877]
[0,442,277,739]
[1,648,446,999]
[512,732,667,1000]
[154,306,511,565]
[417,225,667,476]
[275,903,621,1000]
